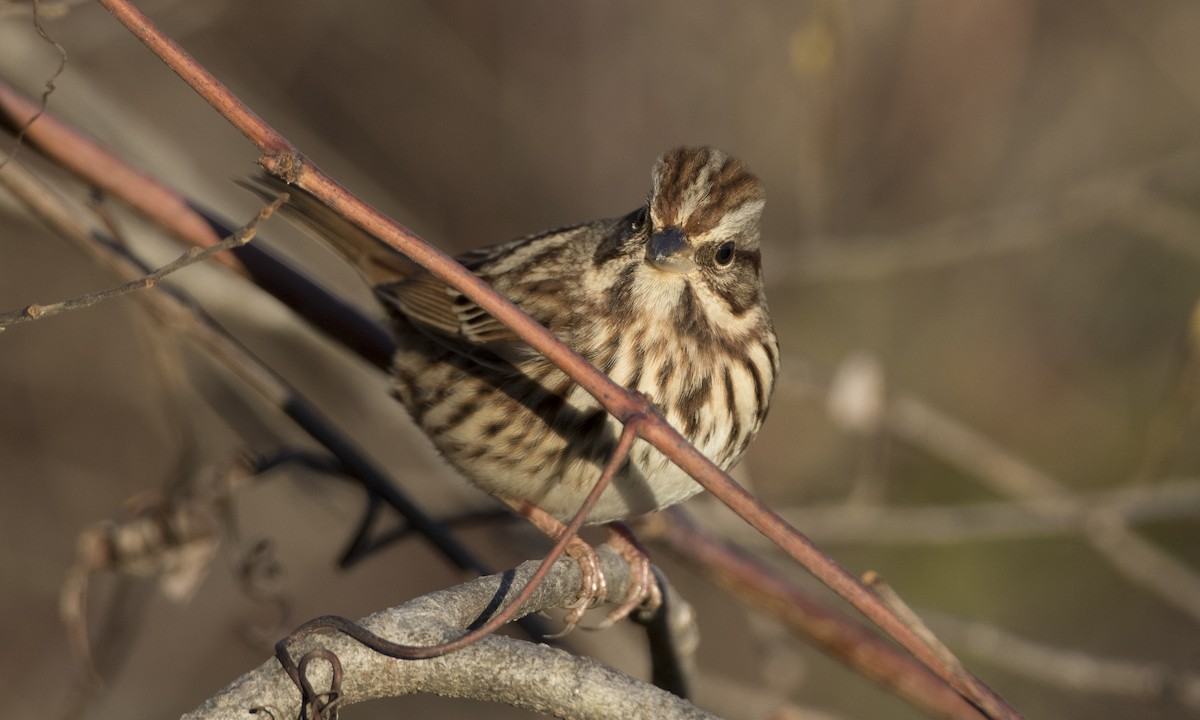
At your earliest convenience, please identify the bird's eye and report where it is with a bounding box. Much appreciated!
[631,206,649,232]
[714,240,736,267]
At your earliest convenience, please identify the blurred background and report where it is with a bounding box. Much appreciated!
[2,1,1199,718]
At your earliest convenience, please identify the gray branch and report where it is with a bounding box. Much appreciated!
[183,547,716,720]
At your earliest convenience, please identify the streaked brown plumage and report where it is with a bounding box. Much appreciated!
[263,147,778,524]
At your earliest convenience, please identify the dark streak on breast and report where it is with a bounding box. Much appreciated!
[656,357,676,388]
[743,354,765,419]
[605,261,640,322]
[723,366,741,445]
[677,375,711,436]
[678,282,710,338]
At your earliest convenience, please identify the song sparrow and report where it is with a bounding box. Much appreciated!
[262,147,779,527]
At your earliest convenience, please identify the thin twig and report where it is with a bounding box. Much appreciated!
[0,0,66,172]
[644,509,985,720]
[788,150,1200,282]
[1132,297,1200,484]
[0,0,85,20]
[863,572,986,716]
[927,611,1200,710]
[717,479,1200,546]
[0,194,284,331]
[0,79,246,274]
[0,156,502,589]
[888,394,1200,625]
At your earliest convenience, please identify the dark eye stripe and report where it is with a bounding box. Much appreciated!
[736,248,761,268]
[708,266,762,317]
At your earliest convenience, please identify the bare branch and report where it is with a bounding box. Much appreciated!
[187,549,714,720]
[0,153,503,607]
[0,79,246,274]
[643,510,985,720]
[0,193,284,331]
[782,363,1200,625]
[887,394,1200,625]
[0,0,66,173]
[788,150,1200,282]
[928,612,1200,710]
[0,0,85,20]
[737,479,1200,546]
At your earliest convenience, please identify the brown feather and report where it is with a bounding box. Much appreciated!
[240,175,418,286]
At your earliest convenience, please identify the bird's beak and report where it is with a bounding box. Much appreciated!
[646,226,696,274]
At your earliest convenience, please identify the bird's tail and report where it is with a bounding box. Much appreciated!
[239,174,417,286]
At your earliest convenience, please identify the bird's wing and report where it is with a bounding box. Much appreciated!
[377,271,520,346]
[240,175,420,286]
[376,231,581,371]
[245,174,584,370]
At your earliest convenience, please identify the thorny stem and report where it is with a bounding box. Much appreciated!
[76,2,1022,717]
